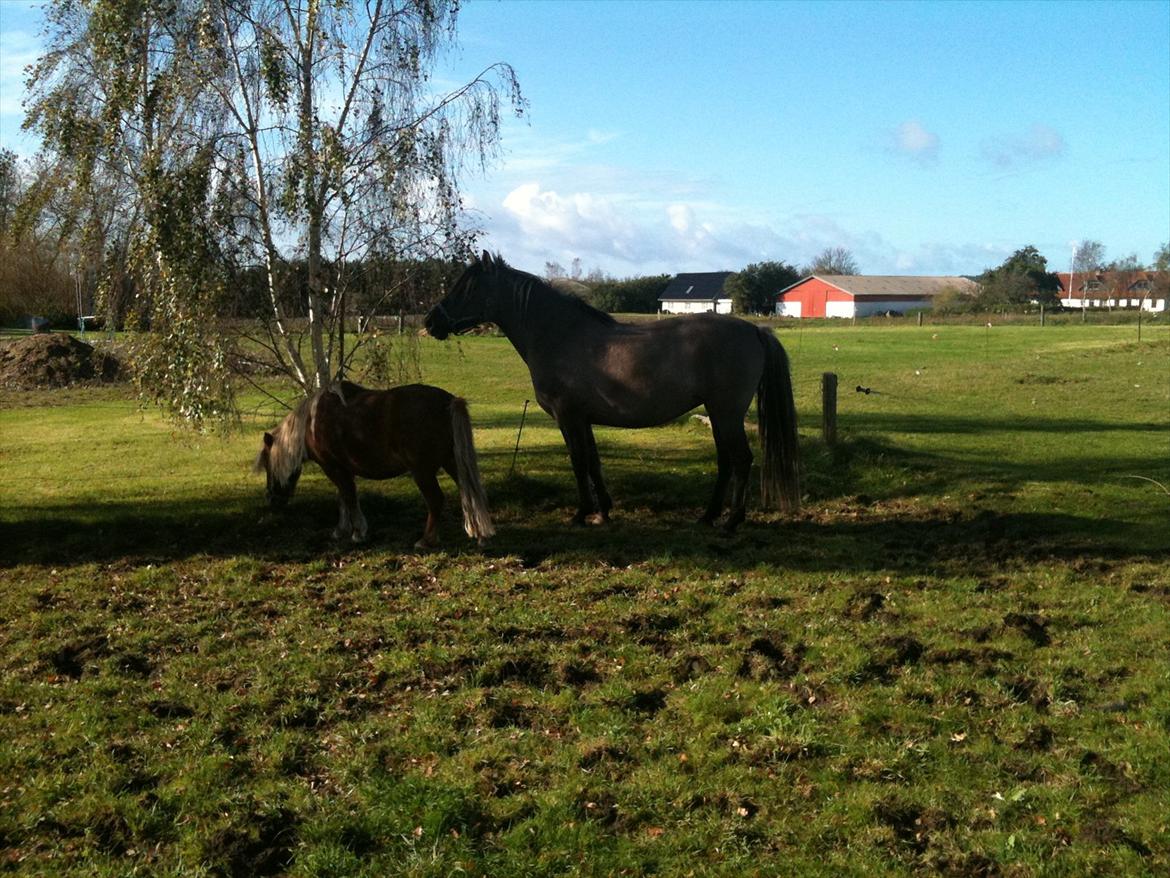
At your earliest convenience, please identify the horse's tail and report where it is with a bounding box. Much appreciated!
[756,328,801,513]
[449,397,496,543]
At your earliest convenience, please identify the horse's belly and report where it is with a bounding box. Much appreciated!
[588,393,701,428]
[353,464,407,481]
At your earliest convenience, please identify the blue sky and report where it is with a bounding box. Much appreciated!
[3,0,1168,278]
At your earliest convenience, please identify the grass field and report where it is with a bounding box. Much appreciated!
[1,319,1168,876]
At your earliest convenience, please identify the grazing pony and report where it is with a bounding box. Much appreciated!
[253,381,494,547]
[425,252,800,531]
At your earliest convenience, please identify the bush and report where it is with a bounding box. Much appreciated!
[588,275,670,313]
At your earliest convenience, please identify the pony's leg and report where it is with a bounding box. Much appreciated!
[721,419,754,533]
[700,419,733,526]
[329,471,362,541]
[412,469,445,549]
[583,426,611,524]
[333,495,352,540]
[350,496,368,543]
[557,419,598,525]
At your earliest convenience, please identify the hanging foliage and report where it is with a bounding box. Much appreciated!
[25,0,524,420]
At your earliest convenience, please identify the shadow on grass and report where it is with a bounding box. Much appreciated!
[2,486,1162,576]
[838,411,1168,435]
[4,423,1165,571]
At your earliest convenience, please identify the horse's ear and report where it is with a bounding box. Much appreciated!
[263,432,274,448]
[481,250,492,265]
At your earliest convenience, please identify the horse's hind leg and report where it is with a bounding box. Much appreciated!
[720,418,753,533]
[412,469,445,550]
[700,420,733,526]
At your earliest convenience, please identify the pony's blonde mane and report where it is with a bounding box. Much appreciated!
[254,393,319,484]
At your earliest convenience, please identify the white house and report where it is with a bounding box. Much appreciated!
[658,272,734,314]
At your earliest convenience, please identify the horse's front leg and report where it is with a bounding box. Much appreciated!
[583,425,611,524]
[558,419,598,525]
[328,470,367,542]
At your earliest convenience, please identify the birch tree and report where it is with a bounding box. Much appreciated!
[26,0,523,421]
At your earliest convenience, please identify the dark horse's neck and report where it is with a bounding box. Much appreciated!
[490,266,616,360]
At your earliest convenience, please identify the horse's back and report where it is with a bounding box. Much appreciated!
[309,383,458,479]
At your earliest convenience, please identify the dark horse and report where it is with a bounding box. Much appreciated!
[425,253,799,531]
[253,381,494,547]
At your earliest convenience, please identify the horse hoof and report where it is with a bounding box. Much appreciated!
[414,538,438,551]
[697,515,717,527]
[585,513,609,526]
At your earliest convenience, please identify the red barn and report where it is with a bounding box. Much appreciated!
[775,275,977,318]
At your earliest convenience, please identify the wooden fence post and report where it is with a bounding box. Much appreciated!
[822,372,838,447]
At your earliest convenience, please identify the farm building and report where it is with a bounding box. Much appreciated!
[1055,271,1166,312]
[658,271,734,314]
[775,275,978,319]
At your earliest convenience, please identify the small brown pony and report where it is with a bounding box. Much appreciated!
[253,381,494,547]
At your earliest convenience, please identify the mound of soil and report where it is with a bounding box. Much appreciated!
[0,332,123,389]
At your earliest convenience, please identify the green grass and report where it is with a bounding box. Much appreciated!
[1,321,1168,876]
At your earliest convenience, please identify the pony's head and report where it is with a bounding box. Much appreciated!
[253,402,310,508]
[425,251,508,340]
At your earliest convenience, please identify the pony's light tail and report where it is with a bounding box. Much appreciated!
[757,328,801,513]
[449,397,496,543]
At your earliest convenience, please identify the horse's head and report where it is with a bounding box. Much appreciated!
[425,251,504,340]
[254,432,302,509]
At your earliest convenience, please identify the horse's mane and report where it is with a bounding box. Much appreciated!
[255,392,320,485]
[488,256,617,328]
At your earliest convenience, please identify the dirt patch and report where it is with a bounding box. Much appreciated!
[1003,612,1051,647]
[201,808,299,877]
[737,636,806,681]
[856,635,925,682]
[0,332,123,389]
[843,589,885,620]
[42,635,110,679]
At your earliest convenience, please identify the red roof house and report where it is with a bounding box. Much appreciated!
[1055,271,1165,312]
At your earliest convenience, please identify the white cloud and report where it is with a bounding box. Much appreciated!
[466,124,1013,278]
[981,123,1066,169]
[892,119,940,165]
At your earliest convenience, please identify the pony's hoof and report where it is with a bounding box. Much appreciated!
[414,538,438,551]
[351,532,367,544]
[332,529,350,541]
[697,515,717,527]
[585,513,609,526]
